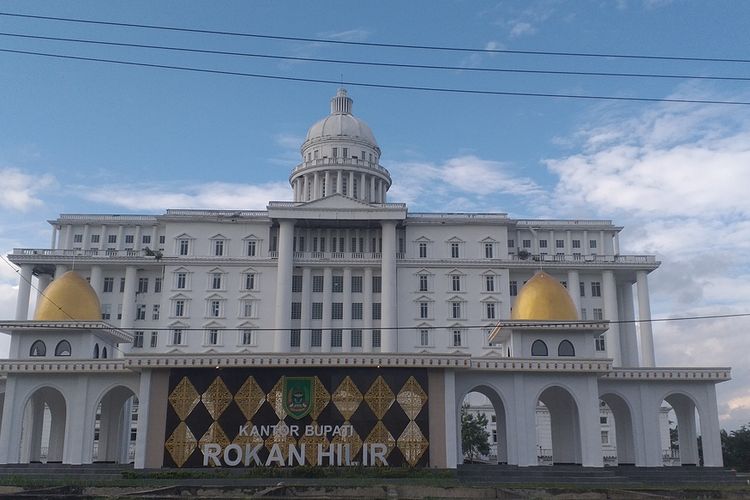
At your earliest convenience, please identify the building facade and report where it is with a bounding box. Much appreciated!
[0,89,729,470]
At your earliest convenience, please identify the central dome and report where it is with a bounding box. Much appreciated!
[34,271,101,321]
[303,89,379,147]
[511,271,579,321]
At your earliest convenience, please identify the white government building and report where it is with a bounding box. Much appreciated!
[0,89,729,471]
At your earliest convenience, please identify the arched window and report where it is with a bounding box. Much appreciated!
[93,343,100,359]
[54,340,72,357]
[531,339,548,356]
[30,340,46,357]
[558,339,575,357]
[102,347,108,359]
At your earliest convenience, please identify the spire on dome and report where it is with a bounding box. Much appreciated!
[330,88,353,115]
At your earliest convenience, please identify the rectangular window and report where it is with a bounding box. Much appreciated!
[484,243,494,258]
[509,280,518,296]
[211,273,222,290]
[590,239,597,249]
[332,147,338,157]
[453,329,462,347]
[159,235,165,245]
[312,302,323,320]
[291,275,303,293]
[451,275,461,292]
[108,234,117,244]
[420,329,429,346]
[152,304,160,320]
[291,302,302,319]
[419,274,428,292]
[507,239,515,248]
[351,275,363,293]
[522,239,532,248]
[351,328,363,348]
[241,300,253,318]
[174,300,185,317]
[120,277,126,293]
[179,239,189,256]
[133,331,144,348]
[125,235,134,244]
[581,308,587,320]
[136,304,146,320]
[332,302,344,319]
[214,240,224,256]
[419,301,429,319]
[485,275,495,292]
[175,272,187,289]
[91,234,100,243]
[142,234,151,244]
[591,281,602,297]
[290,329,300,348]
[352,302,363,320]
[241,329,256,346]
[154,277,162,293]
[539,240,548,248]
[593,307,604,320]
[452,301,462,319]
[332,275,343,293]
[372,329,381,348]
[579,281,586,297]
[101,304,111,320]
[601,431,609,445]
[311,329,322,347]
[172,329,183,345]
[206,328,219,345]
[450,242,460,258]
[572,239,581,249]
[600,416,608,425]
[244,273,256,290]
[556,239,565,248]
[372,302,382,320]
[150,331,158,348]
[74,234,83,243]
[595,334,606,351]
[372,276,382,293]
[342,147,348,158]
[486,302,496,319]
[137,278,149,294]
[331,329,343,347]
[419,242,427,258]
[246,240,257,257]
[312,275,324,293]
[209,300,221,317]
[103,277,114,293]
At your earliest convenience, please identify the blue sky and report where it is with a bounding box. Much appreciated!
[1,0,750,429]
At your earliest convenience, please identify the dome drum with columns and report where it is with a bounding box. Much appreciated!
[291,89,392,203]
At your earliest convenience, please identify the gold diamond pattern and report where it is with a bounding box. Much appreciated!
[198,421,230,465]
[299,431,329,466]
[365,376,395,419]
[264,421,297,463]
[365,421,396,457]
[397,420,429,466]
[201,376,233,420]
[396,376,428,419]
[234,377,265,420]
[311,377,330,420]
[332,376,363,420]
[168,377,200,420]
[165,421,197,467]
[266,379,286,419]
[330,421,363,458]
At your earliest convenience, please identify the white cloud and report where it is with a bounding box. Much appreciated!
[509,21,536,38]
[0,167,55,212]
[317,29,371,42]
[81,181,292,211]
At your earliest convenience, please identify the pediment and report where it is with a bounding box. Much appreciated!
[298,194,375,210]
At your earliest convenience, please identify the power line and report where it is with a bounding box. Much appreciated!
[3,47,750,106]
[3,31,750,83]
[1,11,750,64]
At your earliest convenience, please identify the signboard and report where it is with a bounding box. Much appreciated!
[163,368,429,468]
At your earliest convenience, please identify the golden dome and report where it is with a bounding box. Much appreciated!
[511,271,579,321]
[34,271,101,321]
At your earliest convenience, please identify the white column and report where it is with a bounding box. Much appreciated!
[613,233,620,255]
[134,226,142,251]
[64,225,73,249]
[443,370,458,468]
[336,171,343,194]
[116,225,125,251]
[302,176,309,201]
[370,176,375,202]
[313,173,320,200]
[14,264,33,320]
[583,230,589,255]
[37,274,52,300]
[151,225,158,249]
[82,224,91,250]
[120,266,138,329]
[324,171,331,197]
[273,219,295,352]
[300,267,312,351]
[363,267,373,352]
[602,270,621,366]
[566,269,581,313]
[636,271,655,367]
[134,370,152,469]
[360,173,366,200]
[348,172,354,197]
[50,226,58,249]
[619,283,639,367]
[322,267,333,352]
[343,267,352,351]
[89,265,103,303]
[100,224,108,249]
[380,221,398,352]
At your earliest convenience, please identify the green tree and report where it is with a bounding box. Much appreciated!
[722,424,750,471]
[461,405,490,463]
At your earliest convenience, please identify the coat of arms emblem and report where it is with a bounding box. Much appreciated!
[282,376,314,419]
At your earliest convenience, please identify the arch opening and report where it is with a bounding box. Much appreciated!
[92,386,138,464]
[20,387,66,463]
[660,393,703,467]
[458,387,508,464]
[599,394,637,466]
[537,386,581,465]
